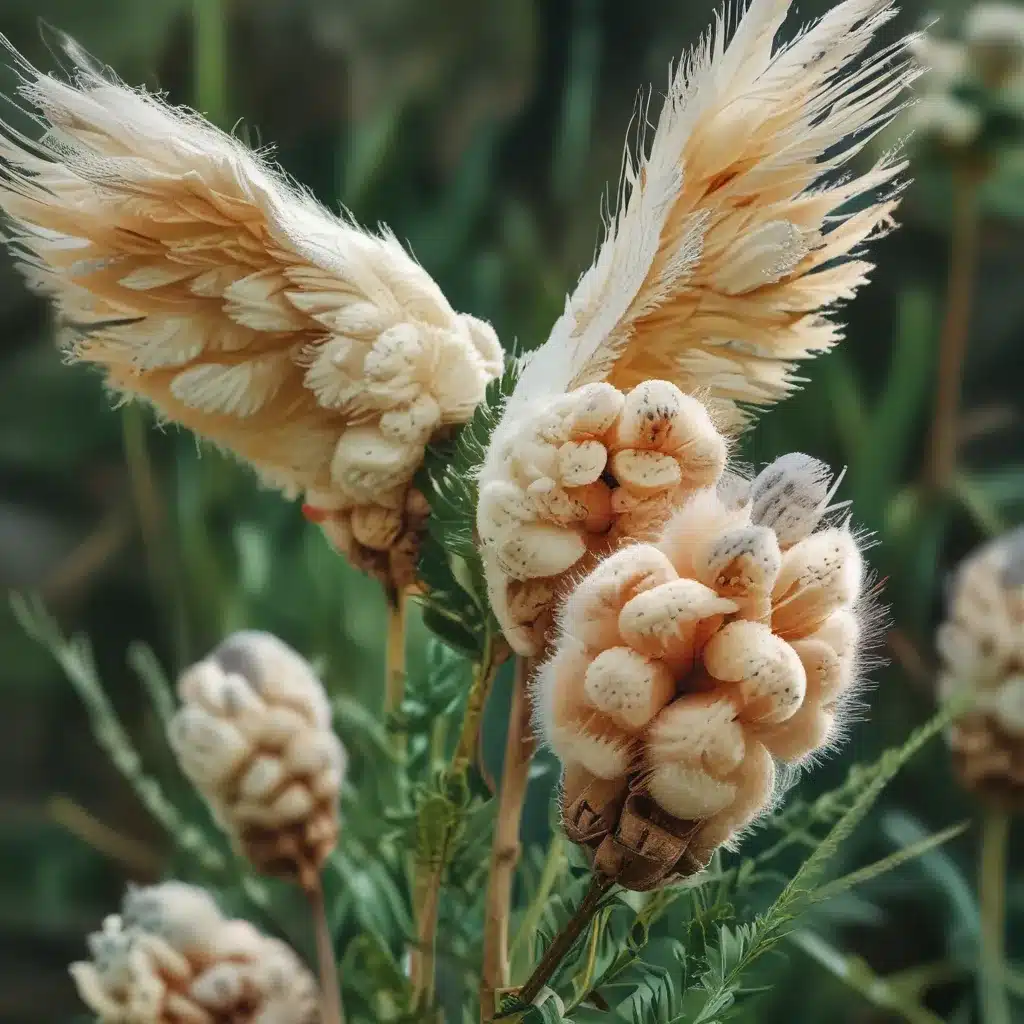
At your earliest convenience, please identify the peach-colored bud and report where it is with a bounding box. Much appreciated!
[535,449,871,882]
[771,527,862,638]
[478,381,729,655]
[695,524,782,620]
[618,578,736,667]
[704,621,807,725]
[583,647,676,730]
[561,545,678,651]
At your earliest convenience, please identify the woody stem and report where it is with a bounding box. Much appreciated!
[924,169,980,490]
[516,872,616,1008]
[385,588,407,718]
[481,657,537,1019]
[309,879,346,1024]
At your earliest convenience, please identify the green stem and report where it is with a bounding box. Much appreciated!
[979,810,1012,1024]
[192,0,229,126]
[510,834,567,971]
[409,635,503,1009]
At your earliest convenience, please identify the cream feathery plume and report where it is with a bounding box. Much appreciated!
[70,882,320,1024]
[0,34,503,590]
[533,453,876,885]
[479,0,914,656]
[506,0,916,431]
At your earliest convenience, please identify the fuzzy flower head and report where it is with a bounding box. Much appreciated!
[938,527,1024,805]
[533,453,874,887]
[169,632,346,888]
[486,0,914,437]
[905,5,1024,154]
[964,3,1024,89]
[479,379,728,655]
[70,882,319,1024]
[0,36,503,592]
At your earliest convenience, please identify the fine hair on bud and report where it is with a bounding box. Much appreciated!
[533,451,882,879]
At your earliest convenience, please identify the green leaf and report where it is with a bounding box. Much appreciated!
[812,822,969,902]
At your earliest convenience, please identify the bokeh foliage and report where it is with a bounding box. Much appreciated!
[1,0,1024,1021]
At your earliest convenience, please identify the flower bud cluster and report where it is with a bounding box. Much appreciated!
[71,882,319,1024]
[296,313,502,589]
[535,453,867,877]
[169,632,346,889]
[938,527,1024,805]
[907,4,1024,151]
[478,379,727,655]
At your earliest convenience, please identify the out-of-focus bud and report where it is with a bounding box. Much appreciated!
[169,632,346,889]
[938,527,1024,805]
[70,882,319,1023]
[535,454,871,888]
[965,3,1024,88]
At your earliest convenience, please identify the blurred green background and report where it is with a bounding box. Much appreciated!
[1,0,1023,1021]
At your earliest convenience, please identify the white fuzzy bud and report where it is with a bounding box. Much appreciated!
[749,453,837,548]
[169,633,345,887]
[939,527,1024,801]
[71,883,318,1024]
[479,380,729,654]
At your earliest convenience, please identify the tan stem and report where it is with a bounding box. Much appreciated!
[925,171,980,490]
[481,657,537,1019]
[309,879,346,1024]
[48,795,162,878]
[410,861,443,1006]
[385,589,408,716]
[979,810,1011,1024]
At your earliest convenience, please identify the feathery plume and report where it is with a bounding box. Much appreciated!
[479,0,914,655]
[499,0,915,433]
[533,453,874,887]
[70,881,319,1023]
[169,632,346,889]
[938,527,1024,806]
[0,35,503,590]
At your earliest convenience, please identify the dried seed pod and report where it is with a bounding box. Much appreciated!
[479,379,728,655]
[938,527,1024,807]
[534,451,871,888]
[169,633,346,888]
[70,882,319,1024]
